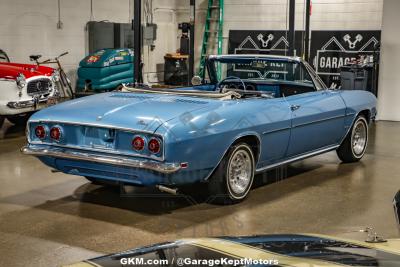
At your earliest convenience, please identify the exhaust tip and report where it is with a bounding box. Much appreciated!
[156,185,179,195]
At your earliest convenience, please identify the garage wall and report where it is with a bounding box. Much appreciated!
[377,0,400,121]
[175,0,383,73]
[0,0,181,86]
[0,0,132,85]
[0,0,384,86]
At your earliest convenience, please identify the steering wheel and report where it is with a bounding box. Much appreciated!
[217,76,246,93]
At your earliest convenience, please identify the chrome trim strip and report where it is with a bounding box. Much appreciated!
[292,114,346,128]
[255,144,339,173]
[7,100,35,109]
[21,146,181,174]
[7,98,49,109]
[27,120,165,161]
[209,54,302,62]
[262,127,291,135]
[28,141,164,162]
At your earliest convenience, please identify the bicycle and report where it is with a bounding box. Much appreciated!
[30,52,75,99]
[0,49,10,63]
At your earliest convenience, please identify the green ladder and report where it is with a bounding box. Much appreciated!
[198,0,224,79]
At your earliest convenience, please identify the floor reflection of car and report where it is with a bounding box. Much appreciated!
[22,55,377,204]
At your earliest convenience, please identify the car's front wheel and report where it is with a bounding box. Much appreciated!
[337,115,369,163]
[207,143,255,204]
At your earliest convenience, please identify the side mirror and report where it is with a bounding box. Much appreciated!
[191,76,202,86]
[394,191,400,227]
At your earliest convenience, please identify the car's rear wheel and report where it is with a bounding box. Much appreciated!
[337,115,369,163]
[7,114,30,126]
[207,143,255,204]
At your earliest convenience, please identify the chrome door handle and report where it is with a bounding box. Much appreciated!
[291,105,301,111]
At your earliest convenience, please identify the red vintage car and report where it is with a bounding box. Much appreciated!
[0,50,59,126]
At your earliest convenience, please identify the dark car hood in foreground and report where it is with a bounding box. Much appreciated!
[30,92,224,133]
[66,234,400,267]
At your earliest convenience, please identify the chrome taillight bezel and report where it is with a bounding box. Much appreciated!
[132,135,146,151]
[50,126,63,142]
[35,125,47,140]
[148,137,162,154]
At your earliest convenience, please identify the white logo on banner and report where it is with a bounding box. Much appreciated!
[235,34,289,54]
[315,35,379,77]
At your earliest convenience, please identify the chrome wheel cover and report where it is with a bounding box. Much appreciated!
[352,119,367,156]
[227,148,253,196]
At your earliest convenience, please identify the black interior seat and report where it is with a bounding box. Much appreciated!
[29,55,42,61]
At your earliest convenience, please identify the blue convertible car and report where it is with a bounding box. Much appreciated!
[22,55,377,203]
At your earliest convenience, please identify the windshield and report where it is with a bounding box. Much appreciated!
[224,234,400,267]
[211,58,313,85]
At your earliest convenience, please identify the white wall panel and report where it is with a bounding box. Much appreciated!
[174,0,383,73]
[377,0,400,121]
[0,0,132,86]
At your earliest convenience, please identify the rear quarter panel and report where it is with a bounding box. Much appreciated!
[155,98,292,183]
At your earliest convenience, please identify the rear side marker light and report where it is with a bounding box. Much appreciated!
[180,162,189,169]
[35,125,46,139]
[148,138,161,154]
[132,136,145,151]
[50,127,61,141]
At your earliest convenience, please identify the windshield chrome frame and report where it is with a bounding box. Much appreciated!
[206,56,326,92]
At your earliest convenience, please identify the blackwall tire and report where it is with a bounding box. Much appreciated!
[207,143,255,205]
[7,114,30,126]
[337,115,369,163]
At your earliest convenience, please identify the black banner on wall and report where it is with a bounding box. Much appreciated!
[310,30,381,87]
[228,30,381,88]
[228,30,305,56]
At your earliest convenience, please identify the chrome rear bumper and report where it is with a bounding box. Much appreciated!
[21,146,181,174]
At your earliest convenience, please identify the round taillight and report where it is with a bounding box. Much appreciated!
[132,136,145,151]
[148,138,161,154]
[50,127,61,141]
[35,125,46,139]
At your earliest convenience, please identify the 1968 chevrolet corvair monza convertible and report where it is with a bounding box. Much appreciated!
[22,55,377,203]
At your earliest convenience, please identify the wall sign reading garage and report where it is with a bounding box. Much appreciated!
[310,31,381,87]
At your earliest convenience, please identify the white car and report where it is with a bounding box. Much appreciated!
[0,55,59,126]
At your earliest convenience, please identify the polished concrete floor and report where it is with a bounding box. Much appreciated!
[0,120,399,266]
